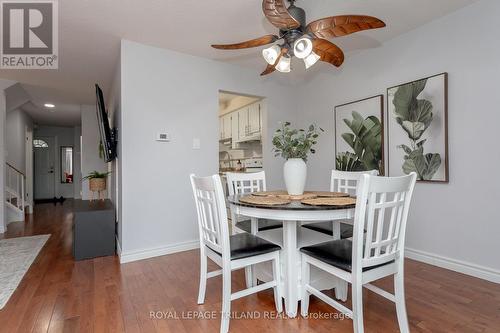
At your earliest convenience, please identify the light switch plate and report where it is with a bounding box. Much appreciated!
[192,138,201,149]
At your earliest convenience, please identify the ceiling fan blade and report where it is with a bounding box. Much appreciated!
[260,47,288,76]
[260,64,277,76]
[211,35,279,50]
[313,39,344,67]
[262,0,300,30]
[306,15,386,39]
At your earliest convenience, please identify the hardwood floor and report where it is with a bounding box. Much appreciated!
[1,201,499,333]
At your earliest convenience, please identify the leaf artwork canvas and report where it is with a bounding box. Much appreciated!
[387,73,449,182]
[334,95,384,175]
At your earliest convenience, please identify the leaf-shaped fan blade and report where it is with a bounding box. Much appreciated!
[260,48,288,76]
[262,0,300,30]
[307,15,386,39]
[312,39,344,67]
[211,35,279,50]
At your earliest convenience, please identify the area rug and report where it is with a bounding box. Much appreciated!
[0,234,50,309]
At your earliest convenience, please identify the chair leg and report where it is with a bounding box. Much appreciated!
[220,267,231,333]
[272,253,283,313]
[300,256,310,317]
[351,278,364,333]
[394,270,410,333]
[197,250,207,304]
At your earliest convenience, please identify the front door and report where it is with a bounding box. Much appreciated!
[34,137,55,199]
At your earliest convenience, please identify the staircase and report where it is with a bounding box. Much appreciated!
[5,163,25,224]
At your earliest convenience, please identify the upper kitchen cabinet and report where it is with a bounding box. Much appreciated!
[237,101,262,142]
[219,113,232,140]
[248,102,261,135]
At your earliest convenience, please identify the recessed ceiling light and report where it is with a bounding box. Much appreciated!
[44,103,55,108]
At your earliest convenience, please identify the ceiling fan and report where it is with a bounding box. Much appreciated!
[211,0,386,75]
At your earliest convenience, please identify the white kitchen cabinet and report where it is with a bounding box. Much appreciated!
[220,113,232,140]
[219,117,224,139]
[236,101,261,141]
[237,107,248,141]
[248,102,261,134]
[224,114,232,139]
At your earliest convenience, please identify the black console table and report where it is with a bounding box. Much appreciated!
[73,199,115,260]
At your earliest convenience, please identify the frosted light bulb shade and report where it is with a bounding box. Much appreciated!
[293,37,313,59]
[304,51,320,69]
[276,55,291,73]
[262,45,281,65]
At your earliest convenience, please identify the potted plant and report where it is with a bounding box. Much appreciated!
[272,122,323,195]
[82,171,112,201]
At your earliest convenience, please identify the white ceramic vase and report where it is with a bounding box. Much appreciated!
[283,158,307,195]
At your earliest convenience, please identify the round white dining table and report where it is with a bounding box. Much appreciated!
[228,194,356,318]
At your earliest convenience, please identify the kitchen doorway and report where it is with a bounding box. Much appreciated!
[218,91,266,195]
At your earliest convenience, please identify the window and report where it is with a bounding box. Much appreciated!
[33,139,48,148]
[61,146,73,183]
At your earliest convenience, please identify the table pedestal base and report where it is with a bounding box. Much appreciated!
[251,224,348,317]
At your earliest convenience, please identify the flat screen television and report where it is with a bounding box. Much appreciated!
[95,84,117,162]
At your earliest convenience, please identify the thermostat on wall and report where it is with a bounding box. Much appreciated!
[156,133,170,142]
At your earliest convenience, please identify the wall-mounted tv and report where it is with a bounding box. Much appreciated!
[95,84,117,162]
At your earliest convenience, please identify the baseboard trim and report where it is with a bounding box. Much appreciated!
[119,240,199,264]
[405,247,500,284]
[116,236,122,256]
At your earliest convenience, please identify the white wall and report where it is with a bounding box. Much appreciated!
[0,90,5,233]
[81,105,108,200]
[295,0,500,278]
[6,108,33,172]
[34,126,76,198]
[118,39,297,260]
[0,79,16,232]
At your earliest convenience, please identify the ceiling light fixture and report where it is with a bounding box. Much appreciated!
[262,45,281,65]
[293,36,313,59]
[44,103,55,108]
[211,0,386,76]
[275,55,291,73]
[304,51,320,69]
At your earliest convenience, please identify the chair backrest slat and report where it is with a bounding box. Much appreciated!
[331,170,378,195]
[353,173,417,271]
[226,171,266,196]
[190,174,230,257]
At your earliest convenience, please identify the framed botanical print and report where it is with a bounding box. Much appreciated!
[334,95,384,175]
[387,73,449,182]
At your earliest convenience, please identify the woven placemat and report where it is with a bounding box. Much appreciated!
[301,197,357,206]
[277,193,317,201]
[252,191,288,197]
[240,195,291,206]
[307,191,350,198]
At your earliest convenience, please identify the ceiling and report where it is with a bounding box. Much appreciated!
[0,0,479,116]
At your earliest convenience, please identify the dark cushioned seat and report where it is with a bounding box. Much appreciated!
[213,233,281,260]
[303,220,355,239]
[300,239,393,272]
[236,219,282,233]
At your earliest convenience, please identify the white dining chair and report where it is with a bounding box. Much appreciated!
[190,174,283,333]
[226,171,282,235]
[300,172,417,333]
[304,170,378,239]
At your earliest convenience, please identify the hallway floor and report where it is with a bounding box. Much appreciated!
[0,201,499,332]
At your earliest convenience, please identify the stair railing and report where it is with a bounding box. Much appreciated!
[5,162,25,213]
